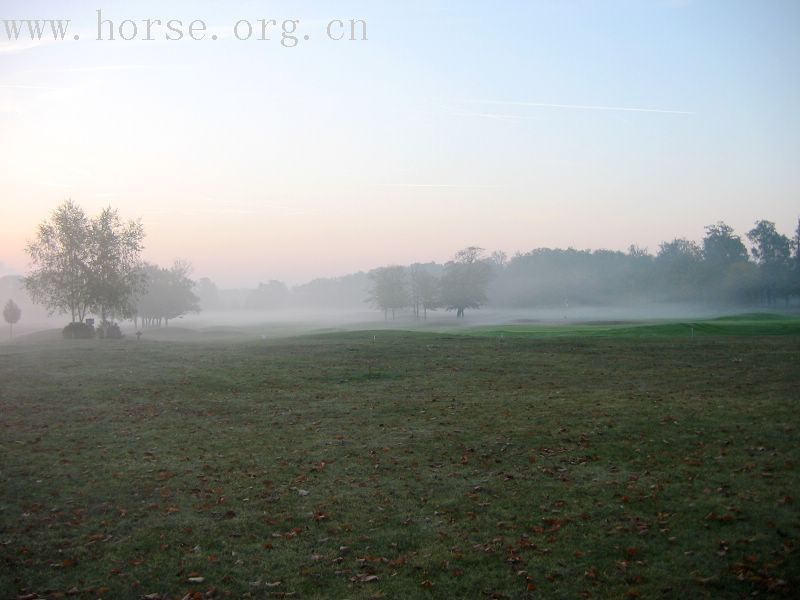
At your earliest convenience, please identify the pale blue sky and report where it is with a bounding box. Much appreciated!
[1,0,798,284]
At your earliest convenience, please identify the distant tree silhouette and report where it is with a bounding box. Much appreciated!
[134,261,199,327]
[793,219,800,297]
[703,222,749,267]
[3,299,21,338]
[655,239,703,301]
[415,269,441,320]
[246,281,290,309]
[701,222,750,303]
[292,272,371,309]
[441,247,491,318]
[747,220,792,304]
[368,266,409,320]
[195,277,222,310]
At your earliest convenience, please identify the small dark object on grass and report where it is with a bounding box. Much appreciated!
[136,331,142,340]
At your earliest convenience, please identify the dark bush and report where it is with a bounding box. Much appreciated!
[98,322,124,339]
[62,322,95,339]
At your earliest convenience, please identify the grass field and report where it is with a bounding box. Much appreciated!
[458,313,800,339]
[1,316,799,598]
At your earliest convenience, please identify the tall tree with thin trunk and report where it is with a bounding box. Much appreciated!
[88,206,146,324]
[3,299,21,338]
[25,200,93,322]
[415,269,441,320]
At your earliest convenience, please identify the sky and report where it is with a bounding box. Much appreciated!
[1,0,798,286]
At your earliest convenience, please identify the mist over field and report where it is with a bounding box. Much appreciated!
[3,240,798,342]
[3,213,800,340]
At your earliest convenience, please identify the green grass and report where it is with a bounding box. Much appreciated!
[1,321,799,598]
[459,312,800,338]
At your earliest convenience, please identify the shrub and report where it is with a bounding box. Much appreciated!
[62,322,95,339]
[98,322,124,339]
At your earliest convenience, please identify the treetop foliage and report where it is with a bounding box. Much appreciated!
[25,200,95,322]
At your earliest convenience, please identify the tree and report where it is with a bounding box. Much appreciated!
[655,238,703,301]
[134,261,199,327]
[718,261,761,305]
[246,281,290,309]
[87,206,146,324]
[489,250,508,270]
[368,266,409,320]
[3,299,21,338]
[441,247,491,318]
[415,269,441,320]
[701,222,749,302]
[624,245,654,298]
[409,264,423,319]
[408,264,441,320]
[703,222,748,267]
[25,200,92,322]
[792,219,800,297]
[292,272,371,309]
[25,201,146,323]
[747,220,792,304]
[195,277,222,310]
[409,264,442,320]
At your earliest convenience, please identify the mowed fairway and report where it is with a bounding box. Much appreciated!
[1,321,799,598]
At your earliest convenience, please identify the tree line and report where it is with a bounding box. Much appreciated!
[362,221,800,317]
[17,202,800,328]
[186,219,800,316]
[492,220,799,308]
